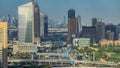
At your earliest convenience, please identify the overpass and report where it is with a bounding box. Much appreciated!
[36,53,63,56]
[76,60,117,66]
[8,59,117,67]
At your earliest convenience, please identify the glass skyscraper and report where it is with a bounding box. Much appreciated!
[40,12,48,37]
[18,1,40,43]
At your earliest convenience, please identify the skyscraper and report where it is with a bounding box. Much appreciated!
[44,14,48,37]
[34,2,40,43]
[77,15,82,32]
[82,26,96,44]
[96,22,105,43]
[92,18,97,27]
[68,9,79,42]
[7,14,11,28]
[40,12,48,37]
[18,1,40,43]
[0,22,8,68]
[68,9,75,18]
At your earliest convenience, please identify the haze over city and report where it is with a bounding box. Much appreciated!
[1,0,120,68]
[1,0,120,25]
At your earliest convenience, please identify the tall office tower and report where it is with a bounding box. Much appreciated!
[34,2,40,43]
[0,22,8,68]
[7,14,11,28]
[82,26,96,44]
[40,12,48,37]
[68,9,79,42]
[77,15,82,32]
[63,16,67,28]
[68,9,75,18]
[8,16,18,41]
[18,0,40,43]
[96,22,105,43]
[11,16,18,27]
[92,18,97,27]
[44,14,48,37]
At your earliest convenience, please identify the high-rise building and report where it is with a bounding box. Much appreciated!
[68,9,75,18]
[63,16,67,28]
[92,18,97,27]
[44,14,48,37]
[82,26,96,44]
[7,14,11,28]
[34,2,40,43]
[96,22,105,43]
[8,16,18,41]
[40,12,48,37]
[18,1,40,43]
[68,9,79,42]
[0,22,8,68]
[77,15,82,32]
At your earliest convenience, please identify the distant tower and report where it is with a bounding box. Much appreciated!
[7,14,11,28]
[68,9,75,18]
[44,15,48,37]
[63,16,67,28]
[40,12,48,37]
[77,15,82,32]
[68,9,79,42]
[34,1,40,43]
[96,22,105,43]
[92,18,97,27]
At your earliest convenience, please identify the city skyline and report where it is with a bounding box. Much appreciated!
[1,0,120,25]
[1,0,120,67]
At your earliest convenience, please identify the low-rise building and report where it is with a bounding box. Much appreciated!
[99,39,120,47]
[13,42,38,54]
[73,38,90,47]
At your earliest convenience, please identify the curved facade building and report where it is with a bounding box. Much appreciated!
[18,1,40,43]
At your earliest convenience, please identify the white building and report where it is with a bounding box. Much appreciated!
[18,1,40,43]
[73,38,90,47]
[13,41,38,54]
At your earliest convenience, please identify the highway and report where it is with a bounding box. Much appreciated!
[8,59,117,66]
[36,53,63,56]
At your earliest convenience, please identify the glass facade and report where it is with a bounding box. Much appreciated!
[18,2,40,43]
[34,3,40,39]
[18,2,33,43]
[40,12,48,37]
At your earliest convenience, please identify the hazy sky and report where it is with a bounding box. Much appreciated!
[0,0,120,25]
